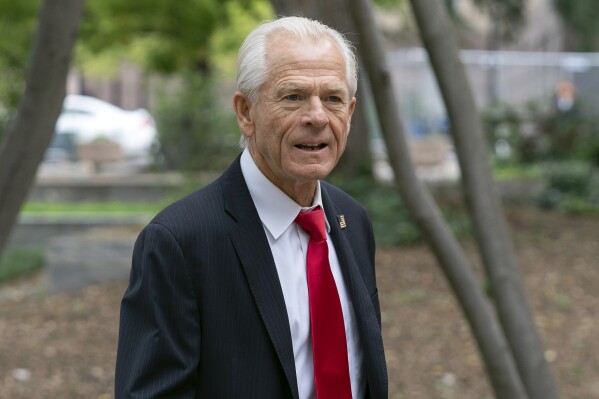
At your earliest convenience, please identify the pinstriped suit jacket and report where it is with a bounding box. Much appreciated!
[115,155,388,398]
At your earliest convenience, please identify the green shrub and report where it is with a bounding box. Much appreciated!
[483,101,599,166]
[555,195,599,215]
[0,246,44,283]
[543,161,591,196]
[535,160,599,213]
[483,100,599,214]
[154,72,240,172]
[580,132,599,166]
[483,102,527,163]
[588,172,599,204]
[537,108,598,163]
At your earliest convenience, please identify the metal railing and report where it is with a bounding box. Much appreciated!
[386,48,599,136]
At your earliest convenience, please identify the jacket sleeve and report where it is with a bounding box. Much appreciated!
[115,222,200,398]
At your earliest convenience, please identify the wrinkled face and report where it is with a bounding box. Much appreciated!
[237,35,355,195]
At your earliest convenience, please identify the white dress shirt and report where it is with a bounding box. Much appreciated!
[240,149,365,399]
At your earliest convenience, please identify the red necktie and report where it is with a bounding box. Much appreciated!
[295,207,352,399]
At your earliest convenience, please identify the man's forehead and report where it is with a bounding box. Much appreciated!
[265,33,339,61]
[265,38,345,75]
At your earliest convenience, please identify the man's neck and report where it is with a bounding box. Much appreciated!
[248,148,318,207]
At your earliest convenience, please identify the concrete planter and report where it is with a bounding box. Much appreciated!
[77,141,124,172]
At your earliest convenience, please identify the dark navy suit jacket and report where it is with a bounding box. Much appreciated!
[115,156,388,398]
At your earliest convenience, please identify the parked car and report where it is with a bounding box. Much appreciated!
[49,94,158,164]
[44,132,78,162]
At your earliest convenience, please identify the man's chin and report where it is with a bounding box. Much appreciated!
[291,166,334,183]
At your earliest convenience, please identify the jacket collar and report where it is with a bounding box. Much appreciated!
[239,149,330,240]
[221,155,300,399]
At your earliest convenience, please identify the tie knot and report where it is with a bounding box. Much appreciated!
[295,207,327,241]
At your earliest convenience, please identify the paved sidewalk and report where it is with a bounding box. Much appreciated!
[45,228,137,293]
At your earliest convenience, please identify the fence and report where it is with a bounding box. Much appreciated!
[386,48,599,137]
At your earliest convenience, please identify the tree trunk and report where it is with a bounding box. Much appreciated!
[336,72,373,176]
[0,0,85,256]
[270,0,373,177]
[345,0,528,398]
[408,0,561,398]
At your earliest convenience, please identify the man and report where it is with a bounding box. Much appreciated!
[115,16,387,399]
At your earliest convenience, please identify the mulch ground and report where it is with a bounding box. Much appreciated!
[0,206,597,398]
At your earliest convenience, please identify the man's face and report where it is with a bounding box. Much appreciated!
[237,36,356,195]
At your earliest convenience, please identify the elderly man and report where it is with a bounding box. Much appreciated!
[115,16,387,399]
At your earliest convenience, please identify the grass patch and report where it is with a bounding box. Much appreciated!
[493,163,543,180]
[0,247,44,283]
[22,201,164,214]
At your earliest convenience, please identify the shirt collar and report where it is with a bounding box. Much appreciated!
[240,149,331,240]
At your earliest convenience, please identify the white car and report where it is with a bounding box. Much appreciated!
[52,94,158,163]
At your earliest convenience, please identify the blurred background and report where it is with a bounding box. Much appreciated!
[0,0,598,398]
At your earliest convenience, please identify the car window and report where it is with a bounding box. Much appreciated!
[63,108,94,116]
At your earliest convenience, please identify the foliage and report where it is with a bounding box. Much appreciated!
[0,246,44,283]
[0,0,40,108]
[154,73,239,171]
[470,0,526,42]
[0,0,272,99]
[483,102,529,163]
[535,161,599,214]
[553,0,599,51]
[327,174,470,246]
[76,0,273,78]
[536,107,599,164]
[484,101,599,215]
[543,161,591,196]
[483,101,599,166]
[78,0,224,75]
[208,0,273,78]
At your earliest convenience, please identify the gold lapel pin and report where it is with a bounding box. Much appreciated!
[337,214,347,230]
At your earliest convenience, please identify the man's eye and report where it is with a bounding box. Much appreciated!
[286,94,301,101]
[327,96,341,103]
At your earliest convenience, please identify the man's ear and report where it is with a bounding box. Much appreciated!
[347,96,357,130]
[233,91,255,139]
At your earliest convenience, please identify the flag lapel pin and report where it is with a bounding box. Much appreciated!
[337,214,347,230]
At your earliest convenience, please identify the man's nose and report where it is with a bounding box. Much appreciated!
[301,97,328,127]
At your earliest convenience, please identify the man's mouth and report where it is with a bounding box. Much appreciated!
[295,143,327,151]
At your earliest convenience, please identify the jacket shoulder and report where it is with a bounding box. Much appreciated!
[150,179,225,236]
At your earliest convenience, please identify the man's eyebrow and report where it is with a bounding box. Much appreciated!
[277,83,307,93]
[276,82,349,96]
[327,85,347,94]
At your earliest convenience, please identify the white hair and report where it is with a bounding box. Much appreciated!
[236,16,358,105]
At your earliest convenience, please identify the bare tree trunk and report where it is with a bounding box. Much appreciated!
[336,72,373,176]
[0,0,85,256]
[408,1,561,398]
[345,0,527,398]
[270,0,373,177]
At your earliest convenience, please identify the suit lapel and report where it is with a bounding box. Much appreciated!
[221,158,299,399]
[321,186,388,399]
